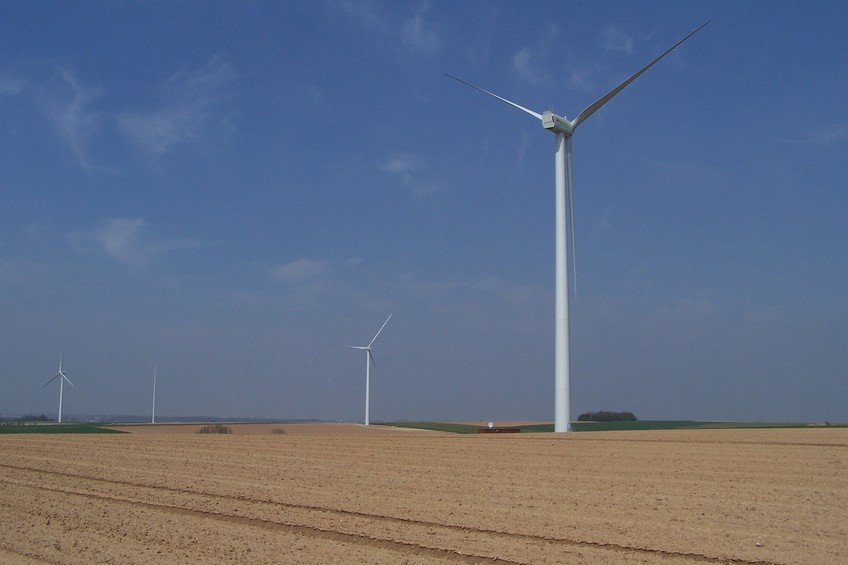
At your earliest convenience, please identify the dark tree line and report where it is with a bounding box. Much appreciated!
[1,414,50,424]
[577,411,637,422]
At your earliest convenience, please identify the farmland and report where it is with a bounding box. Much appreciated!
[0,424,845,564]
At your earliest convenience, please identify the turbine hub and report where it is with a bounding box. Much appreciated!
[542,111,574,136]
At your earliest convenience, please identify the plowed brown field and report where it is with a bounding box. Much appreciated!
[1,425,845,564]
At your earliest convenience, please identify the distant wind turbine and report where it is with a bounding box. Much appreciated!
[43,354,74,423]
[151,364,157,424]
[342,314,392,426]
[447,22,708,432]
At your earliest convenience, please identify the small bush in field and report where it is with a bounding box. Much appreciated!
[197,424,232,434]
[271,427,286,434]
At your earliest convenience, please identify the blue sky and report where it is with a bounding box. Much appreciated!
[2,1,846,423]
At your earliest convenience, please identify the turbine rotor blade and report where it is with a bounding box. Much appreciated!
[43,373,61,388]
[63,375,74,387]
[566,136,577,297]
[445,74,543,120]
[571,21,709,129]
[368,314,392,348]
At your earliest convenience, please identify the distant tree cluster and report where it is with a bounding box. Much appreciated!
[197,424,232,434]
[577,411,637,422]
[1,414,50,425]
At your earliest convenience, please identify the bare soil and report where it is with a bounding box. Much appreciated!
[1,425,845,564]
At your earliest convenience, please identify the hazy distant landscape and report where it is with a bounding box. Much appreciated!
[2,418,843,435]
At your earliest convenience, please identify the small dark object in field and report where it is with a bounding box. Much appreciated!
[197,424,232,434]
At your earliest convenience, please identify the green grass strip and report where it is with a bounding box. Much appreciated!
[378,420,837,434]
[0,423,126,434]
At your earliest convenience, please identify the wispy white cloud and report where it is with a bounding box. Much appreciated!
[335,3,442,57]
[567,68,595,93]
[511,25,559,86]
[379,153,418,185]
[401,13,442,55]
[339,0,388,33]
[267,258,338,310]
[44,70,103,167]
[118,56,234,156]
[379,152,439,194]
[512,47,543,85]
[508,131,532,177]
[95,218,146,265]
[796,122,848,145]
[601,26,634,54]
[271,259,330,282]
[71,218,199,266]
[332,2,441,57]
[0,77,25,95]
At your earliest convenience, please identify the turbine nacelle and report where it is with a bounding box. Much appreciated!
[542,112,575,136]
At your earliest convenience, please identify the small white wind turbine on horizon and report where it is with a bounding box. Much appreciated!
[151,363,157,424]
[447,22,708,432]
[341,314,392,426]
[43,354,74,423]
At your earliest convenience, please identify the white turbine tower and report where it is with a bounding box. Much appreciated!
[151,364,157,424]
[342,314,392,426]
[448,23,708,432]
[43,354,74,423]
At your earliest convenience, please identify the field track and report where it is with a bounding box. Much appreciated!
[1,425,845,564]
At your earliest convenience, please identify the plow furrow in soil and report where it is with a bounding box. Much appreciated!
[0,463,779,565]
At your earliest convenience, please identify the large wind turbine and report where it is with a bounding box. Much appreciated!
[342,314,392,426]
[43,354,74,423]
[448,23,708,432]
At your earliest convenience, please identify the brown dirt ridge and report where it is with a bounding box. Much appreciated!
[0,426,845,564]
